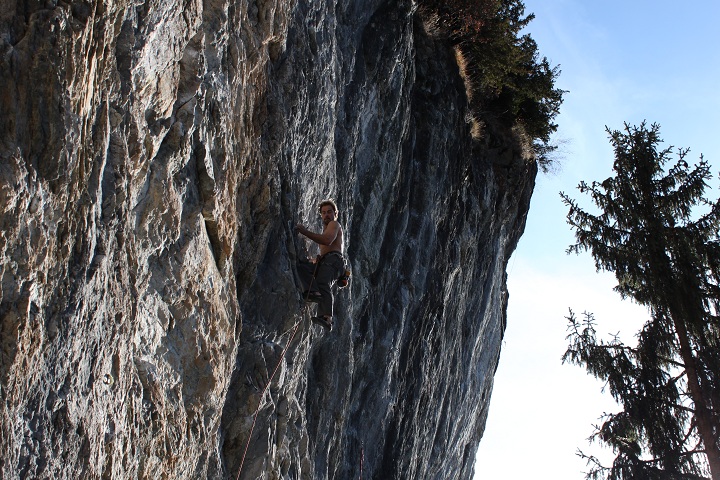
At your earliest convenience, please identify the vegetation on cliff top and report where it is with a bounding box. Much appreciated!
[418,0,565,171]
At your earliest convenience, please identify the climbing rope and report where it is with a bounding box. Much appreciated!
[359,443,364,480]
[234,260,320,480]
[235,320,302,479]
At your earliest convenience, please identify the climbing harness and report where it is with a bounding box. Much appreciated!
[337,268,351,288]
[337,265,351,289]
[317,251,351,289]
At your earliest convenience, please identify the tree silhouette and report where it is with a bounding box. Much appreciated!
[561,123,720,479]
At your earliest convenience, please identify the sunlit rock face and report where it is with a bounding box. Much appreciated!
[0,0,535,479]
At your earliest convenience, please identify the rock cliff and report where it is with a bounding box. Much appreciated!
[0,0,535,479]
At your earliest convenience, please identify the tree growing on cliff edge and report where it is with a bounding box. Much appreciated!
[560,123,720,479]
[416,0,564,172]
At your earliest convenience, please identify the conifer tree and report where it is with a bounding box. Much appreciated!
[560,123,720,479]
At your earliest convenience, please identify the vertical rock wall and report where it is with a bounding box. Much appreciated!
[0,0,535,479]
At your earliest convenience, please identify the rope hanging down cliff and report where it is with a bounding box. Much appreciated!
[234,256,352,479]
[235,200,350,479]
[234,265,318,480]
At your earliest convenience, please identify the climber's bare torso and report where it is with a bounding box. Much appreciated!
[319,220,343,256]
[295,204,343,256]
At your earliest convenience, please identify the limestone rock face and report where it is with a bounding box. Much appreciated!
[0,1,535,479]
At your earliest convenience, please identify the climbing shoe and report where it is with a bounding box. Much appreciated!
[303,291,322,303]
[311,316,333,331]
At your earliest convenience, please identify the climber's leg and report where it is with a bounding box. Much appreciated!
[297,259,320,295]
[313,255,344,319]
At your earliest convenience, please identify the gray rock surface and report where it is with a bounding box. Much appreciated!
[0,0,535,479]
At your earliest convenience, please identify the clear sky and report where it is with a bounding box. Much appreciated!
[474,1,720,479]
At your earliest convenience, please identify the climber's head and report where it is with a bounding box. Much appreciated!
[318,199,338,225]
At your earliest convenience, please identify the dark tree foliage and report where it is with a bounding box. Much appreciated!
[565,311,711,480]
[417,0,565,171]
[561,123,720,480]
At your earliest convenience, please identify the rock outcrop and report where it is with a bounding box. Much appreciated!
[0,0,535,479]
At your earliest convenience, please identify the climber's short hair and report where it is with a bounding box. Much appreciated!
[318,199,338,213]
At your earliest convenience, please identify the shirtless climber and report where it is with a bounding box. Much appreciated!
[295,199,345,331]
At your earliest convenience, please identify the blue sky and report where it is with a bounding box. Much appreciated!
[474,1,720,478]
